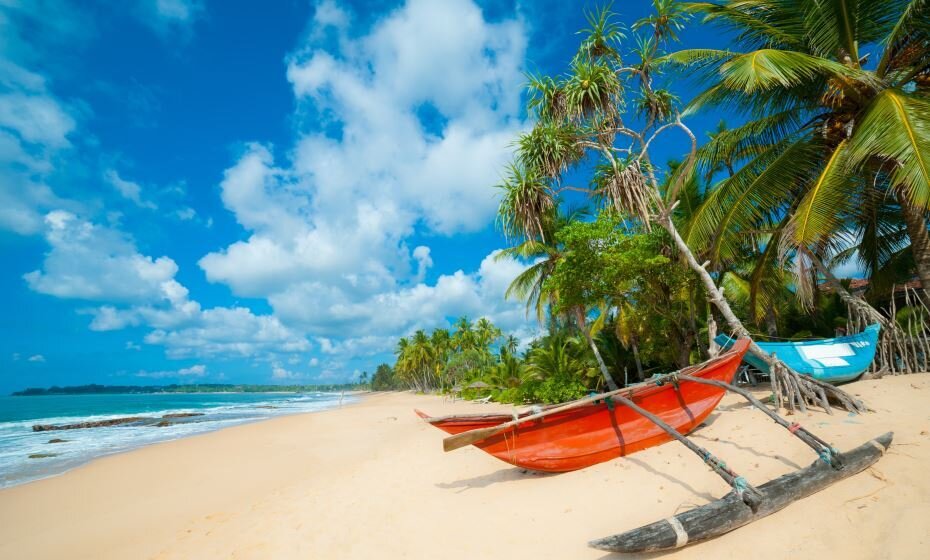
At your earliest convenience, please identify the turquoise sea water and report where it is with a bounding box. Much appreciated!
[0,392,352,488]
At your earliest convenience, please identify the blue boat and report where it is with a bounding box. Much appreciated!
[714,324,881,384]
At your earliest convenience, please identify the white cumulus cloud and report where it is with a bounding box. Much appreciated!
[198,0,532,358]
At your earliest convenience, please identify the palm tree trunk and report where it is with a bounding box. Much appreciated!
[574,307,619,391]
[764,306,778,337]
[658,214,866,413]
[898,191,930,302]
[631,337,645,381]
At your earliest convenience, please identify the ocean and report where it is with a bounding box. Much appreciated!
[0,392,353,488]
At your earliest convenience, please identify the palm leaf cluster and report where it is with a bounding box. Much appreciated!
[673,0,930,307]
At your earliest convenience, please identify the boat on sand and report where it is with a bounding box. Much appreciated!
[415,338,750,472]
[715,324,880,384]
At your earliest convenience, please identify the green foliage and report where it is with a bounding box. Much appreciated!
[547,212,683,314]
[370,363,396,391]
[518,375,590,404]
[678,0,930,304]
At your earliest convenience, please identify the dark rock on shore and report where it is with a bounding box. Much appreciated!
[33,417,148,432]
[33,412,208,432]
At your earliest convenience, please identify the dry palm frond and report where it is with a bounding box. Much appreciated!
[595,159,657,227]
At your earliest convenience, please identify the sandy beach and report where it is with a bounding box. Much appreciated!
[1,375,928,560]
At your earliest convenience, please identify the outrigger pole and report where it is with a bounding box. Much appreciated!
[595,390,765,512]
[444,369,766,512]
[675,373,844,470]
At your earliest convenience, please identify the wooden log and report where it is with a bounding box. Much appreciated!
[589,432,892,554]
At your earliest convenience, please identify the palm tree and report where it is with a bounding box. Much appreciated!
[495,2,864,412]
[430,328,452,389]
[525,332,596,382]
[673,0,930,301]
[474,317,502,350]
[452,316,476,352]
[497,205,589,326]
[503,334,519,355]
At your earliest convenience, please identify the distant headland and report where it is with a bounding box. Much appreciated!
[11,383,365,396]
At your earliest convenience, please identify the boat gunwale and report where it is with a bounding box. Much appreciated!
[419,339,749,426]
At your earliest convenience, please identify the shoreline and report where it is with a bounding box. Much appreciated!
[1,379,928,559]
[0,393,361,490]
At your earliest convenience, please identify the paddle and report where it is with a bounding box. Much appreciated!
[442,385,635,452]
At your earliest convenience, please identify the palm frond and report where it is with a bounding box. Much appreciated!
[496,163,556,241]
[847,89,930,209]
[784,140,854,250]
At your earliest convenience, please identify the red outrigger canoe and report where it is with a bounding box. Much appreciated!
[416,338,750,472]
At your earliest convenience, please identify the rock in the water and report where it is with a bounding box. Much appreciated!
[32,416,147,432]
[28,453,58,459]
[161,412,204,419]
[47,438,69,444]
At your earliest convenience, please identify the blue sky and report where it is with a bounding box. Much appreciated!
[1,0,737,393]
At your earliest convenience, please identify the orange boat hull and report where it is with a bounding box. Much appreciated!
[416,339,750,473]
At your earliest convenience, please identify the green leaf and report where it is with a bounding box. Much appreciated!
[847,89,930,209]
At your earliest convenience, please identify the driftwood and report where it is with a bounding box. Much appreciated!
[589,432,892,553]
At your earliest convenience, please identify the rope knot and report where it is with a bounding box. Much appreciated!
[732,476,750,501]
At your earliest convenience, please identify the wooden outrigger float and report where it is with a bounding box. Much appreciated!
[419,335,892,551]
[589,432,893,553]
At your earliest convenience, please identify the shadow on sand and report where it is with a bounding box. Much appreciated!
[689,433,803,470]
[436,468,557,492]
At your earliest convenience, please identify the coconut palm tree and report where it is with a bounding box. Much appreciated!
[452,316,476,352]
[673,0,930,301]
[496,2,865,411]
[474,318,502,350]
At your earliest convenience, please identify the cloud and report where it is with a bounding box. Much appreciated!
[199,0,531,358]
[136,0,204,36]
[272,363,302,380]
[143,307,310,359]
[23,211,310,360]
[24,211,181,303]
[104,169,158,209]
[136,363,207,378]
[0,60,79,235]
[27,354,46,363]
[175,206,196,220]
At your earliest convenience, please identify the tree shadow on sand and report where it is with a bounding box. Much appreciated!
[436,468,557,493]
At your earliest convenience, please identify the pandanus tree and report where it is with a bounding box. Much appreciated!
[673,0,930,312]
[496,2,863,411]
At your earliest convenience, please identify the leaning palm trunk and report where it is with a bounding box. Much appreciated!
[659,215,865,413]
[497,5,868,413]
